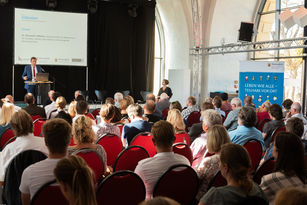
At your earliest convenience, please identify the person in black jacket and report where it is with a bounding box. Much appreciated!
[22,93,46,118]
[158,79,173,99]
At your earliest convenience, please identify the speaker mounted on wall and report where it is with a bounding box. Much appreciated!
[238,22,254,42]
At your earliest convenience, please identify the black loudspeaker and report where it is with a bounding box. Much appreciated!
[238,22,254,42]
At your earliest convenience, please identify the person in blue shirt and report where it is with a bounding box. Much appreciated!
[229,106,264,148]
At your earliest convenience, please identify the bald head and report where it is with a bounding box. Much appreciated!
[146,93,156,102]
[24,93,35,104]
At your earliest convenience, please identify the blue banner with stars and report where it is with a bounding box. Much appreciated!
[239,61,284,108]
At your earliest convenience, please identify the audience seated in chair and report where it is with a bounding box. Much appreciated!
[256,101,271,126]
[68,101,77,119]
[198,143,268,205]
[156,93,170,114]
[68,116,108,174]
[0,110,48,186]
[121,104,152,147]
[45,91,61,119]
[274,187,307,205]
[22,93,46,118]
[189,102,214,143]
[195,125,231,201]
[72,100,95,124]
[167,109,186,136]
[244,96,256,109]
[190,109,222,169]
[229,106,264,148]
[54,155,97,205]
[54,96,72,125]
[134,121,190,199]
[93,104,120,137]
[212,96,225,117]
[260,132,306,204]
[146,93,162,118]
[223,97,242,132]
[262,104,284,149]
[285,102,307,125]
[182,96,199,121]
[144,100,161,124]
[220,93,232,113]
[105,97,114,105]
[0,103,15,137]
[19,118,71,204]
[169,101,182,112]
[281,99,293,118]
[4,94,21,112]
[114,92,123,108]
[119,98,132,122]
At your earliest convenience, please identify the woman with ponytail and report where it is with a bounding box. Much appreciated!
[68,116,107,173]
[54,155,97,205]
[199,143,268,205]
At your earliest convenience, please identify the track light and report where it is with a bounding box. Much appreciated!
[46,0,57,10]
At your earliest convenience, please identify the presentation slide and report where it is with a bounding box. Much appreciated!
[14,8,88,66]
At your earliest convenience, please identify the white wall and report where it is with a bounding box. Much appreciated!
[202,0,259,100]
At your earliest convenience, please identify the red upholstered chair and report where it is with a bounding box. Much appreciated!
[72,148,105,183]
[253,158,275,184]
[31,180,68,205]
[153,164,199,205]
[31,115,42,122]
[204,150,215,158]
[0,129,15,151]
[207,171,227,190]
[3,136,17,149]
[85,113,95,120]
[113,145,149,171]
[130,132,156,157]
[162,108,169,120]
[187,111,201,128]
[243,139,263,173]
[256,118,271,132]
[271,126,286,142]
[33,118,47,137]
[115,123,125,136]
[91,108,100,119]
[96,133,123,166]
[174,131,191,146]
[172,143,193,165]
[97,170,145,205]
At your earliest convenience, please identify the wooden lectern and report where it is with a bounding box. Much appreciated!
[25,81,53,105]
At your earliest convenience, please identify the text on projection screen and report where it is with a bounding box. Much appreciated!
[14,8,88,66]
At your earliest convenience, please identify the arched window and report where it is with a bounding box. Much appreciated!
[255,0,304,103]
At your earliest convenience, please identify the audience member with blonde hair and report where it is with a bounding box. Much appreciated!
[0,103,15,137]
[260,132,306,204]
[0,110,48,186]
[68,101,77,118]
[167,109,186,133]
[54,96,72,124]
[140,197,180,205]
[274,187,307,205]
[199,143,268,205]
[54,155,97,205]
[93,104,120,137]
[120,98,131,121]
[69,116,107,174]
[195,125,231,200]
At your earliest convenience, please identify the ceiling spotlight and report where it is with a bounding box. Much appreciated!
[88,0,98,14]
[0,0,9,6]
[46,0,57,10]
[128,3,138,18]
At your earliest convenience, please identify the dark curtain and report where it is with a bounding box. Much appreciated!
[0,0,155,102]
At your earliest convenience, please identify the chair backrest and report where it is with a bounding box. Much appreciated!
[207,170,227,190]
[97,170,145,205]
[187,111,201,128]
[91,108,101,119]
[96,133,123,166]
[85,113,95,120]
[256,118,271,132]
[153,164,199,205]
[31,180,68,205]
[271,126,286,142]
[3,136,17,149]
[33,118,47,137]
[161,108,169,120]
[130,132,156,157]
[115,122,125,136]
[113,145,150,171]
[253,157,276,184]
[172,143,193,165]
[2,150,47,205]
[174,132,191,146]
[31,115,42,122]
[0,128,15,151]
[95,90,108,102]
[243,139,263,172]
[204,149,215,158]
[140,91,151,101]
[73,148,105,183]
[122,90,130,97]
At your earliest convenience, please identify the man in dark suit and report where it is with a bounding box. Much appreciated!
[22,93,46,118]
[22,57,43,94]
